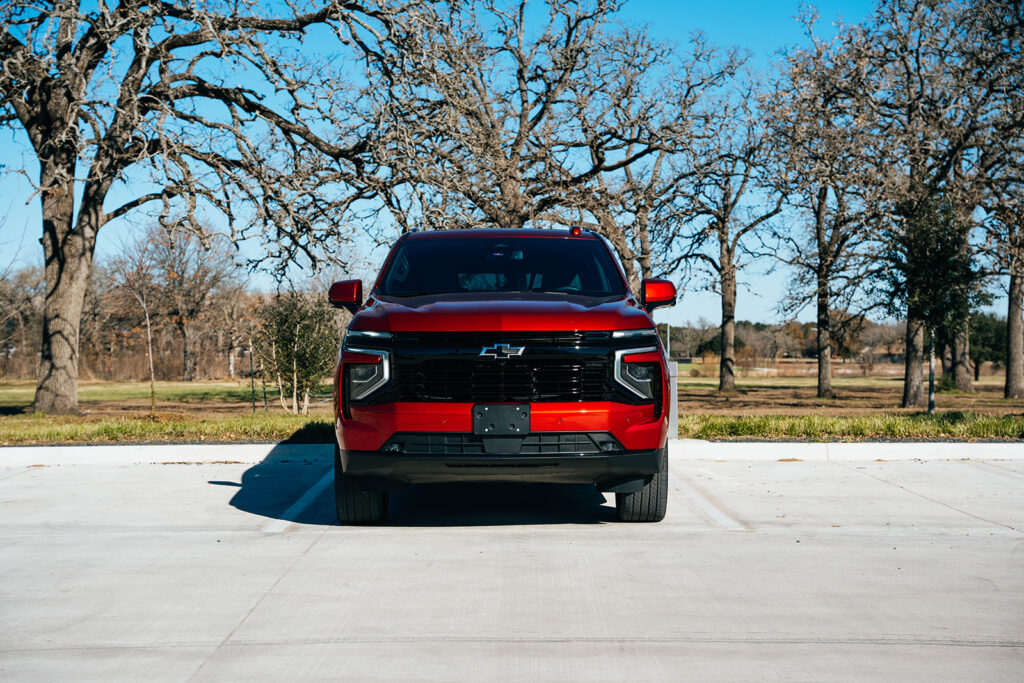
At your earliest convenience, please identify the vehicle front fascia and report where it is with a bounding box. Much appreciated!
[332,228,670,489]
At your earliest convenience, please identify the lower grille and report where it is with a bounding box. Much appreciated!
[384,432,623,456]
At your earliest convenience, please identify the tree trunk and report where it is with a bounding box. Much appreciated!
[719,265,737,393]
[179,322,196,382]
[1006,272,1023,399]
[816,274,834,399]
[143,304,156,414]
[952,318,973,392]
[292,353,298,414]
[33,162,98,414]
[902,315,925,408]
[637,220,652,281]
[271,341,289,412]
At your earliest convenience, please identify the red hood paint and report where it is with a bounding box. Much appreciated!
[349,294,653,333]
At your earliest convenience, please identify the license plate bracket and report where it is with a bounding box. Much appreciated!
[472,404,530,436]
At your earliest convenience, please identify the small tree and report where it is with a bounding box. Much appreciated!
[253,292,340,415]
[969,312,1007,382]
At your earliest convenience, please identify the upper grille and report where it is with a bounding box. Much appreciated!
[388,331,615,403]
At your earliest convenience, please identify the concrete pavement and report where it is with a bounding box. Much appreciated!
[1,441,1021,681]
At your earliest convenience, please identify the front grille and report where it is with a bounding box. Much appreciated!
[393,357,609,402]
[388,331,614,402]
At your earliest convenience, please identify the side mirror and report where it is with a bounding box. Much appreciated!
[640,278,676,312]
[328,279,363,313]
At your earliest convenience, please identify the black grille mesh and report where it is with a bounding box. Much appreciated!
[389,331,613,402]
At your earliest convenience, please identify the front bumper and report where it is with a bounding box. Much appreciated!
[340,447,664,490]
[335,401,668,490]
[337,401,668,452]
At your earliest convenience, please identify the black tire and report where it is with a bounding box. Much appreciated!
[334,443,387,524]
[615,447,668,522]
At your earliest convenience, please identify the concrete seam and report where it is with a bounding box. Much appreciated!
[185,525,330,681]
[970,460,1024,482]
[0,467,32,482]
[830,460,1020,532]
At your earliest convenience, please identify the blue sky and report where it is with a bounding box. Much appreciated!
[3,0,949,329]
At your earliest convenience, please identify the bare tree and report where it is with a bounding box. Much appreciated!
[0,1,395,413]
[0,264,43,378]
[150,225,238,382]
[106,239,159,412]
[973,4,1024,399]
[766,13,877,399]
[374,0,684,242]
[679,79,784,393]
[556,31,743,288]
[211,292,256,380]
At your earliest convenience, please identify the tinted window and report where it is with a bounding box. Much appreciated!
[380,237,626,298]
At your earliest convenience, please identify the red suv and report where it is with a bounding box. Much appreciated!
[328,228,676,523]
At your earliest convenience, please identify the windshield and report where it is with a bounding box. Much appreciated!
[379,236,627,298]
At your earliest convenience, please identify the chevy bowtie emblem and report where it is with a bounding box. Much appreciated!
[479,343,526,360]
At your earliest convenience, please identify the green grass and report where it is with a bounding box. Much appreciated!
[1,410,1020,445]
[679,412,1024,440]
[0,413,334,445]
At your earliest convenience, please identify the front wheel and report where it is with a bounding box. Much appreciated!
[615,447,668,522]
[334,443,387,524]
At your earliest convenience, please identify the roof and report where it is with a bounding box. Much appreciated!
[402,227,596,240]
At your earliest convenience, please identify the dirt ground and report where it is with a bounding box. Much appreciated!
[677,377,1024,416]
[2,377,1021,419]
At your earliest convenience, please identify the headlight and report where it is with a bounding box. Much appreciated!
[345,348,390,400]
[614,346,660,400]
[345,329,391,345]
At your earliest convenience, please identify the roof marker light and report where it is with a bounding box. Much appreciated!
[569,225,582,236]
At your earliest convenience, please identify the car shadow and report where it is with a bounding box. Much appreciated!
[385,481,617,526]
[211,442,618,527]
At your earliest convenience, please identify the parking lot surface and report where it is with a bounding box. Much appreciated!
[1,441,1022,681]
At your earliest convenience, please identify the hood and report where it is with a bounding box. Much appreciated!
[350,293,653,333]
